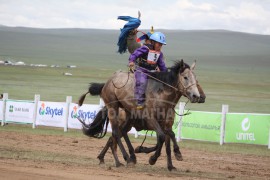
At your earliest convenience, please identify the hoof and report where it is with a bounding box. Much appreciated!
[168,166,177,171]
[149,156,157,165]
[115,162,124,167]
[126,161,135,167]
[99,160,105,165]
[98,157,105,165]
[175,152,183,161]
[130,155,137,164]
[135,146,142,153]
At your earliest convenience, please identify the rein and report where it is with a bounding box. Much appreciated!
[173,99,191,117]
[133,65,196,96]
[134,67,180,91]
[111,65,196,95]
[112,71,131,89]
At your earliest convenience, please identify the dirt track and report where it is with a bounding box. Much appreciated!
[0,130,269,180]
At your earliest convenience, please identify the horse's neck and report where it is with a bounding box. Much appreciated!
[146,81,182,106]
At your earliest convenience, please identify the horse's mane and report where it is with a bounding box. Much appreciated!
[150,60,190,87]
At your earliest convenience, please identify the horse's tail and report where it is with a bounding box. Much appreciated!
[80,107,109,139]
[89,83,105,96]
[77,83,105,106]
[78,92,89,106]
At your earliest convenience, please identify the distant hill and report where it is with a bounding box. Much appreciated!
[0,26,270,69]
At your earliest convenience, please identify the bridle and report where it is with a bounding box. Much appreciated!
[176,71,197,97]
[133,66,197,97]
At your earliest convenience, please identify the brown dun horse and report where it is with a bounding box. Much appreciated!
[78,60,204,170]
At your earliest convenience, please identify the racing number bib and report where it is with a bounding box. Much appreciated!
[147,50,160,64]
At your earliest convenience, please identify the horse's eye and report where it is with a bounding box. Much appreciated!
[184,77,188,80]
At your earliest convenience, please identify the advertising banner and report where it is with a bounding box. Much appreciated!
[225,113,270,145]
[5,100,34,124]
[68,104,137,134]
[181,111,222,142]
[0,100,3,120]
[36,101,66,127]
[68,103,101,129]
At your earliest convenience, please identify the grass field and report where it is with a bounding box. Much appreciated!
[0,26,270,113]
[1,61,269,113]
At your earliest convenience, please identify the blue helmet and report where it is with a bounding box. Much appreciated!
[150,32,166,45]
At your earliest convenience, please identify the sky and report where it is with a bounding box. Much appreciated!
[0,0,270,35]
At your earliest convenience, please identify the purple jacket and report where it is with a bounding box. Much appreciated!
[129,46,167,72]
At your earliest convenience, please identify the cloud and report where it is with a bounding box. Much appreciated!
[0,0,269,34]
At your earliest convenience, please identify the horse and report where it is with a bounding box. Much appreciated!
[78,59,202,170]
[95,79,205,163]
[79,78,205,169]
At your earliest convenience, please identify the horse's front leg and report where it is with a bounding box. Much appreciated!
[168,130,183,161]
[165,132,176,171]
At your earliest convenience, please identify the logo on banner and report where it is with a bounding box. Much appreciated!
[39,103,46,115]
[39,102,63,118]
[241,118,250,131]
[70,106,97,121]
[70,106,79,118]
[236,117,255,141]
[9,105,14,112]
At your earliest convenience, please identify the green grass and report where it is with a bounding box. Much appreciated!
[0,27,270,113]
[1,61,269,113]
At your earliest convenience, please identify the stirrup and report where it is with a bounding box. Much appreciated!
[136,104,144,110]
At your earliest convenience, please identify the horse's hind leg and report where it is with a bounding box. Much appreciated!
[97,136,111,164]
[97,136,123,167]
[168,130,183,161]
[148,121,165,165]
[121,114,136,165]
[110,136,124,167]
[165,133,176,171]
[135,145,157,154]
[108,107,130,165]
[135,135,158,154]
[122,132,136,165]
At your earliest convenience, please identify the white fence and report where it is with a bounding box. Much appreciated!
[0,93,138,135]
[1,93,269,149]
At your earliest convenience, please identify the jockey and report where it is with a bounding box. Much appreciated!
[129,32,167,109]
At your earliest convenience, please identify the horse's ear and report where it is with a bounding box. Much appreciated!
[191,60,196,70]
[180,59,185,69]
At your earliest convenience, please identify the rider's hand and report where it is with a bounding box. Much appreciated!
[129,62,135,72]
[129,62,135,68]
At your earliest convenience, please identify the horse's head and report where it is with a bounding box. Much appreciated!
[177,60,201,103]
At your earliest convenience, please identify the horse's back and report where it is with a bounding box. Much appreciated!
[101,71,135,108]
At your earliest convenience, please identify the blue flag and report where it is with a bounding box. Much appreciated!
[117,16,141,54]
